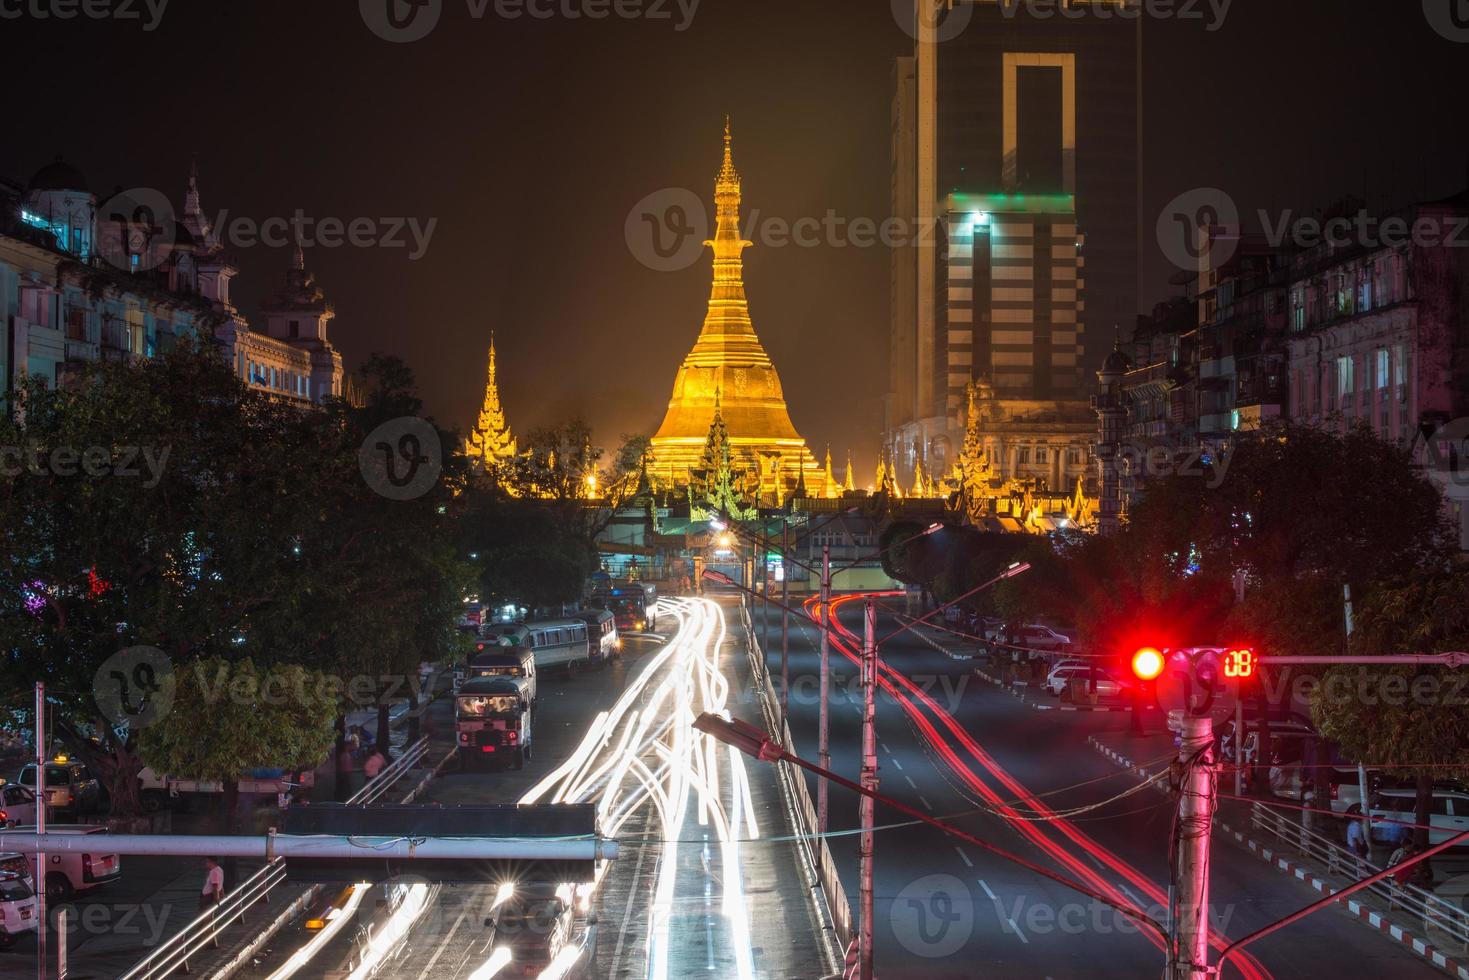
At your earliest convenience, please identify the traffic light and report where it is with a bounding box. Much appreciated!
[1221,648,1255,679]
[1130,646,1166,681]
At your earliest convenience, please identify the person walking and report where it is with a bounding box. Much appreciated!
[1346,812,1371,874]
[363,747,387,780]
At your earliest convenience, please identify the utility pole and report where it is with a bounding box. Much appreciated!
[1173,712,1214,980]
[858,600,877,980]
[780,521,790,715]
[35,682,46,980]
[761,526,769,659]
[817,544,831,836]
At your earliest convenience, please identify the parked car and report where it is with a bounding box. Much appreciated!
[1011,625,1072,652]
[11,824,121,901]
[0,872,39,948]
[1268,760,1371,814]
[16,761,101,817]
[1046,664,1125,698]
[0,853,33,889]
[0,783,38,828]
[1368,788,1469,846]
[1214,716,1316,766]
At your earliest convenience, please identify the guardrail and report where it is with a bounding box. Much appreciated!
[740,601,852,975]
[347,735,431,806]
[117,859,289,980]
[1251,802,1469,951]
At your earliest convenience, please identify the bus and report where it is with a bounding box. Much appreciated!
[524,618,593,673]
[466,643,537,706]
[455,676,532,770]
[592,582,658,633]
[572,609,619,667]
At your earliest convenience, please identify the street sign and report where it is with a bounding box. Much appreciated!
[702,569,735,586]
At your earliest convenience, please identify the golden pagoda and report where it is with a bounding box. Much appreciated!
[466,335,517,467]
[650,120,815,500]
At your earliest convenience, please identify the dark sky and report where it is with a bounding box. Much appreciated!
[5,1,1467,476]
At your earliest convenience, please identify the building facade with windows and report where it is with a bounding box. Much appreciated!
[1,158,343,408]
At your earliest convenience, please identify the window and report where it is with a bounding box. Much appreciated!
[1336,356,1353,402]
[1358,266,1372,311]
[289,319,300,339]
[1036,447,1048,464]
[1393,344,1407,394]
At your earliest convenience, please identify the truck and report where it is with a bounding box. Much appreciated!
[455,676,533,771]
[590,582,658,633]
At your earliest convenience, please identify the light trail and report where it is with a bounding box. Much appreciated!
[818,593,1275,980]
[465,597,758,980]
[263,883,371,980]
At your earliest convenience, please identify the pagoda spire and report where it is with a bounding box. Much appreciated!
[466,335,517,467]
[822,446,837,498]
[843,452,856,493]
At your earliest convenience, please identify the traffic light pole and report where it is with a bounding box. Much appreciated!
[858,600,878,980]
[1173,713,1214,980]
[817,544,831,837]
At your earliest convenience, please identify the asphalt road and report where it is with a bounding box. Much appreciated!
[758,599,1445,980]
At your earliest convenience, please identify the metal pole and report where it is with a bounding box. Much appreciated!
[55,908,66,980]
[761,527,770,662]
[817,545,831,837]
[35,682,46,980]
[1234,687,1244,798]
[0,833,619,861]
[1173,713,1214,980]
[1343,585,1372,840]
[858,600,878,980]
[781,521,790,715]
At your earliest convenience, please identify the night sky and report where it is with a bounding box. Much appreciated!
[5,1,1467,475]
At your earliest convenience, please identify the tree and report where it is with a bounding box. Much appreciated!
[139,657,337,835]
[1313,570,1469,854]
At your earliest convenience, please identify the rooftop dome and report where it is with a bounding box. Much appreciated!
[1102,345,1133,374]
[29,156,90,194]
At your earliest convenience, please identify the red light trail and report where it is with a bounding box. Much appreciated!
[811,592,1274,980]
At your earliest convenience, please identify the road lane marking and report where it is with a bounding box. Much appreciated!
[978,879,1028,944]
[955,847,973,868]
[890,757,903,771]
[919,795,933,811]
[905,775,917,789]
[880,742,890,753]
[412,903,467,980]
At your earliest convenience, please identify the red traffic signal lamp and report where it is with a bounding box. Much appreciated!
[1130,646,1166,681]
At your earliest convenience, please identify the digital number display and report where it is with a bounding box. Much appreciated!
[1223,649,1254,678]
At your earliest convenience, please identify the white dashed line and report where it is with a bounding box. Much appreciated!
[919,795,933,811]
[978,879,1028,944]
[955,847,973,868]
[905,775,917,789]
[890,757,903,771]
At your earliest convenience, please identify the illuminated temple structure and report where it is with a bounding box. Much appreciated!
[650,122,819,505]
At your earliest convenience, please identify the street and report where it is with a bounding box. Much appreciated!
[760,599,1446,979]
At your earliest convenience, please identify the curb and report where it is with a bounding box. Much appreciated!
[1087,737,1469,980]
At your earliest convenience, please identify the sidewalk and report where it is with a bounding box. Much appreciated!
[1088,728,1469,980]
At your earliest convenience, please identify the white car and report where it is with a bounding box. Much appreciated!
[1046,665,1124,698]
[0,784,37,828]
[0,872,39,948]
[1013,625,1073,652]
[11,824,121,901]
[1369,788,1469,846]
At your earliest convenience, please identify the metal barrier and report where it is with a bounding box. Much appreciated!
[116,859,289,979]
[346,735,431,806]
[1251,801,1469,951]
[740,602,853,974]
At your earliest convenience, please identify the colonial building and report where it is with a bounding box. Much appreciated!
[1,157,343,408]
[650,123,821,504]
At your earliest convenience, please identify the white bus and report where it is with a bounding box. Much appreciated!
[524,618,593,673]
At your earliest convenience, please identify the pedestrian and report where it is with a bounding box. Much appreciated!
[1346,812,1370,870]
[200,856,224,911]
[364,747,387,780]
